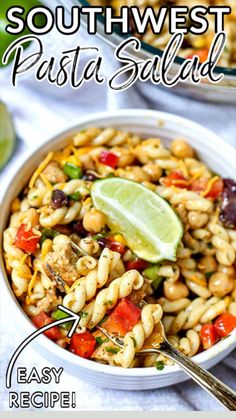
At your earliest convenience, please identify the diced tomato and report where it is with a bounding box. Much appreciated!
[163,172,188,189]
[200,324,218,350]
[103,298,141,337]
[106,237,126,255]
[187,48,209,63]
[213,313,236,338]
[70,331,96,359]
[190,177,223,200]
[15,224,40,253]
[206,178,223,200]
[126,259,149,271]
[33,311,62,340]
[99,151,119,168]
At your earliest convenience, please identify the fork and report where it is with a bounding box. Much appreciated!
[98,322,236,411]
[43,240,236,411]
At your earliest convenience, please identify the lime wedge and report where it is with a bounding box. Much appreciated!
[91,178,183,263]
[0,102,16,170]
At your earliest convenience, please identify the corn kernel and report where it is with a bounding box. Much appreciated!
[113,234,126,245]
[11,198,21,213]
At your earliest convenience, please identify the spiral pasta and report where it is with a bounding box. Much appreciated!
[81,270,143,327]
[3,228,32,296]
[114,304,163,367]
[3,127,236,369]
[62,247,125,312]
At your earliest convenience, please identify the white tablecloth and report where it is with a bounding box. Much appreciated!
[0,24,236,412]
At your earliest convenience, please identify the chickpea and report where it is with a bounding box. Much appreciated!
[170,139,194,159]
[218,264,235,277]
[209,272,234,297]
[110,147,135,168]
[198,256,218,274]
[163,280,189,301]
[143,163,162,182]
[187,211,209,229]
[176,204,188,224]
[83,208,106,233]
[116,166,150,182]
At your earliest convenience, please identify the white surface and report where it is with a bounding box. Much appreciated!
[0,25,236,411]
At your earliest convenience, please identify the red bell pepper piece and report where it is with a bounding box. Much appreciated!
[99,151,119,168]
[200,324,218,350]
[190,178,223,200]
[15,224,40,253]
[103,298,141,337]
[33,311,62,340]
[213,313,236,338]
[70,331,96,359]
[107,238,126,255]
[187,48,209,62]
[126,259,149,271]
[206,178,223,200]
[163,172,188,188]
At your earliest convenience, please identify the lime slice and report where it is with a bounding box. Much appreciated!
[91,178,183,263]
[0,102,16,170]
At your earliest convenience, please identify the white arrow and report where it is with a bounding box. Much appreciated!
[6,305,80,389]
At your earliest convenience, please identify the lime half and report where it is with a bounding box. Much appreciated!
[0,102,16,170]
[91,178,183,263]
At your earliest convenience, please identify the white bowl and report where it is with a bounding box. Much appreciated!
[1,109,236,390]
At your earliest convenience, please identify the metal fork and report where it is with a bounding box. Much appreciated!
[98,322,236,411]
[43,240,236,411]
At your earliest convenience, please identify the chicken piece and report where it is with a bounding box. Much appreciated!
[45,243,79,285]
[128,279,152,306]
[91,330,119,365]
[42,161,67,184]
[36,288,62,313]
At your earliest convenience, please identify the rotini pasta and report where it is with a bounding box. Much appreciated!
[3,127,236,369]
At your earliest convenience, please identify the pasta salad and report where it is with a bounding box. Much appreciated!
[89,0,236,68]
[3,127,236,369]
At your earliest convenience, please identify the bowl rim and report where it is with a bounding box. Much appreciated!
[1,108,236,379]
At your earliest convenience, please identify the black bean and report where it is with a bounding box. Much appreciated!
[96,237,108,248]
[73,221,88,238]
[54,224,73,235]
[219,178,236,228]
[51,189,68,209]
[83,171,100,182]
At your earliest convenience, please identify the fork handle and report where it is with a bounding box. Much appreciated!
[160,341,236,411]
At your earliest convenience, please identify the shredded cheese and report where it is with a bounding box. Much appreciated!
[21,254,29,265]
[29,152,54,189]
[40,173,53,191]
[178,160,189,179]
[41,239,53,259]
[53,146,72,166]
[28,269,39,297]
[74,146,95,156]
[71,146,82,165]
[17,254,32,279]
[190,275,207,287]
[201,176,219,197]
[188,167,205,184]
